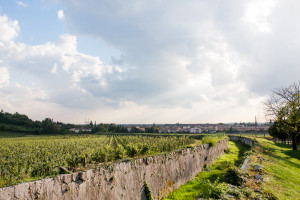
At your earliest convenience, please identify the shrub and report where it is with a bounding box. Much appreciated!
[224,166,244,186]
[201,133,228,147]
[198,180,228,199]
[144,181,153,200]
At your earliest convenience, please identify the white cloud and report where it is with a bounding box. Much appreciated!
[0,15,19,42]
[16,1,27,8]
[0,66,9,88]
[50,63,58,74]
[57,10,64,19]
[0,14,120,116]
[241,0,277,33]
[56,1,256,106]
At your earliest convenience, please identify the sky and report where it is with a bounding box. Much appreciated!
[0,0,300,124]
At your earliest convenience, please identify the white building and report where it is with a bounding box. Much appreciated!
[189,127,202,133]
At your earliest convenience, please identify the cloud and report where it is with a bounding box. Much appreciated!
[56,1,263,105]
[0,66,9,88]
[241,0,277,33]
[65,1,300,92]
[0,14,120,115]
[57,10,64,19]
[4,1,300,123]
[0,15,19,42]
[16,1,27,8]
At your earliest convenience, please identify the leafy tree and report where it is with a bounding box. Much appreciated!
[130,126,141,133]
[41,118,61,134]
[145,124,159,133]
[265,82,300,150]
[89,121,94,128]
[268,121,289,143]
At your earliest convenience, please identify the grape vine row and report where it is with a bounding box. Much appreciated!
[0,135,194,187]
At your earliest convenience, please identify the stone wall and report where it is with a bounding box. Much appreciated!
[229,136,253,146]
[0,140,228,200]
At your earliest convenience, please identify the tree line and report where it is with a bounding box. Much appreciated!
[0,110,75,134]
[91,123,159,134]
[0,110,161,135]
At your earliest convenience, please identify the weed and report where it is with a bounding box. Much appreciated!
[144,181,153,200]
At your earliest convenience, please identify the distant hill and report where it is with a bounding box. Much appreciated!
[0,110,75,136]
[0,111,41,134]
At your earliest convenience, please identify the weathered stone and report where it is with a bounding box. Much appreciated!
[72,172,78,182]
[228,136,253,146]
[14,182,31,199]
[254,174,263,181]
[253,165,262,172]
[0,186,14,200]
[241,157,250,172]
[78,171,87,181]
[62,174,72,184]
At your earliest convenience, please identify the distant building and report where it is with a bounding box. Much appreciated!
[69,128,80,133]
[69,127,91,133]
[189,127,202,133]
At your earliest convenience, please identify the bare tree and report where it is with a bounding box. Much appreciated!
[264,82,300,150]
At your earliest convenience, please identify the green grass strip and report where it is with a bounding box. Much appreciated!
[257,138,300,200]
[164,141,249,200]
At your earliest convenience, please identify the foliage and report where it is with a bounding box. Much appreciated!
[0,110,76,135]
[144,181,153,200]
[200,133,228,147]
[0,135,194,187]
[92,123,128,133]
[268,121,289,142]
[0,110,34,127]
[198,180,228,199]
[265,82,300,150]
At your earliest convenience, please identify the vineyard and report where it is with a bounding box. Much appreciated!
[0,135,195,187]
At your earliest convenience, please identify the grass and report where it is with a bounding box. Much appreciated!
[164,141,250,200]
[253,138,300,200]
[0,131,28,137]
[228,132,270,138]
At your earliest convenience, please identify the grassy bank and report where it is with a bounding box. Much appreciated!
[252,138,300,199]
[164,141,250,200]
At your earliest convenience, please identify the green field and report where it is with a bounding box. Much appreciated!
[0,134,195,187]
[253,138,300,199]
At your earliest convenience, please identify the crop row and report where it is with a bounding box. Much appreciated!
[0,134,194,187]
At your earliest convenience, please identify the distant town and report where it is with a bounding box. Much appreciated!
[71,122,270,134]
[0,110,270,135]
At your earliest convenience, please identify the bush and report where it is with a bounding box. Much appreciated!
[224,166,244,186]
[201,133,228,147]
[198,180,228,199]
